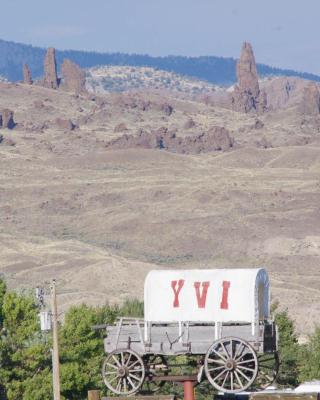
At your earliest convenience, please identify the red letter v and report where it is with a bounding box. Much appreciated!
[194,281,210,308]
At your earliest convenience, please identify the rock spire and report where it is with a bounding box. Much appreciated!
[43,47,59,89]
[232,42,266,113]
[61,59,86,93]
[23,64,33,85]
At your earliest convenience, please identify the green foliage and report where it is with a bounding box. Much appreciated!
[0,277,6,328]
[274,308,300,386]
[0,292,52,400]
[118,298,144,318]
[298,326,320,382]
[59,304,118,399]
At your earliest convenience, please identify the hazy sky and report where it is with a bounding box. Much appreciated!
[3,0,320,74]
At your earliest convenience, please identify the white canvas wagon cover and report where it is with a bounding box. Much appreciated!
[144,268,269,324]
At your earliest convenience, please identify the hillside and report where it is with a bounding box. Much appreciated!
[0,79,320,335]
[1,38,320,85]
[86,65,219,94]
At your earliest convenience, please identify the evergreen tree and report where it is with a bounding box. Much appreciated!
[0,291,52,400]
[274,308,300,386]
[298,326,320,382]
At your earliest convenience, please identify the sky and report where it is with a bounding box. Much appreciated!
[2,0,320,74]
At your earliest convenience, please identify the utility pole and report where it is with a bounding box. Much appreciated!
[51,280,61,400]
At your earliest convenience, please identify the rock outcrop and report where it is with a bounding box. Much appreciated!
[23,64,33,85]
[106,126,233,154]
[61,59,86,94]
[55,118,76,131]
[0,109,15,129]
[299,83,320,115]
[232,42,266,113]
[43,48,59,89]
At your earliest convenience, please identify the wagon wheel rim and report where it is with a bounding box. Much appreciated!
[204,337,258,394]
[142,354,168,393]
[102,349,145,395]
[254,352,279,389]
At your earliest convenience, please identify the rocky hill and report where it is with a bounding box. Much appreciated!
[0,42,320,336]
[86,65,219,95]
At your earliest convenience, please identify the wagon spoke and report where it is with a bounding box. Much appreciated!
[112,355,122,368]
[230,339,233,359]
[123,378,128,392]
[106,362,118,370]
[127,359,140,369]
[234,342,243,360]
[127,376,136,389]
[230,371,234,391]
[208,366,225,372]
[129,373,142,381]
[237,358,255,365]
[222,371,230,388]
[116,378,122,392]
[212,368,228,382]
[125,352,132,366]
[207,358,225,365]
[107,375,118,385]
[221,342,230,358]
[237,365,256,372]
[237,368,251,382]
[234,370,244,389]
[212,348,228,362]
[103,371,118,376]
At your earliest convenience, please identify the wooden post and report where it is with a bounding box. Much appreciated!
[51,280,61,400]
[88,390,101,400]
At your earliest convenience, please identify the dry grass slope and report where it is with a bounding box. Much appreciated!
[0,80,319,334]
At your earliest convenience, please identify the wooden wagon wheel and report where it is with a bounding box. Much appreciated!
[142,354,168,393]
[102,349,145,395]
[254,352,279,389]
[204,337,258,394]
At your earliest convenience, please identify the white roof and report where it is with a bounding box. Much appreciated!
[144,268,269,323]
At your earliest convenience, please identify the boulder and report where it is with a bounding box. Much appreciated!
[106,126,233,154]
[43,48,59,89]
[23,64,33,85]
[55,118,76,131]
[1,109,15,129]
[161,103,174,116]
[61,59,86,94]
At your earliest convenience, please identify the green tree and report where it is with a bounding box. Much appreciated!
[0,291,52,400]
[0,278,7,328]
[274,308,300,386]
[118,298,144,318]
[59,304,118,399]
[298,326,320,382]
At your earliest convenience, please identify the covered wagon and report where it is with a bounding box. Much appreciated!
[101,268,278,395]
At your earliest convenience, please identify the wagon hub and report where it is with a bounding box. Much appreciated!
[225,359,236,371]
[118,367,128,378]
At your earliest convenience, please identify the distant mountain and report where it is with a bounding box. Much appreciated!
[1,38,320,85]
